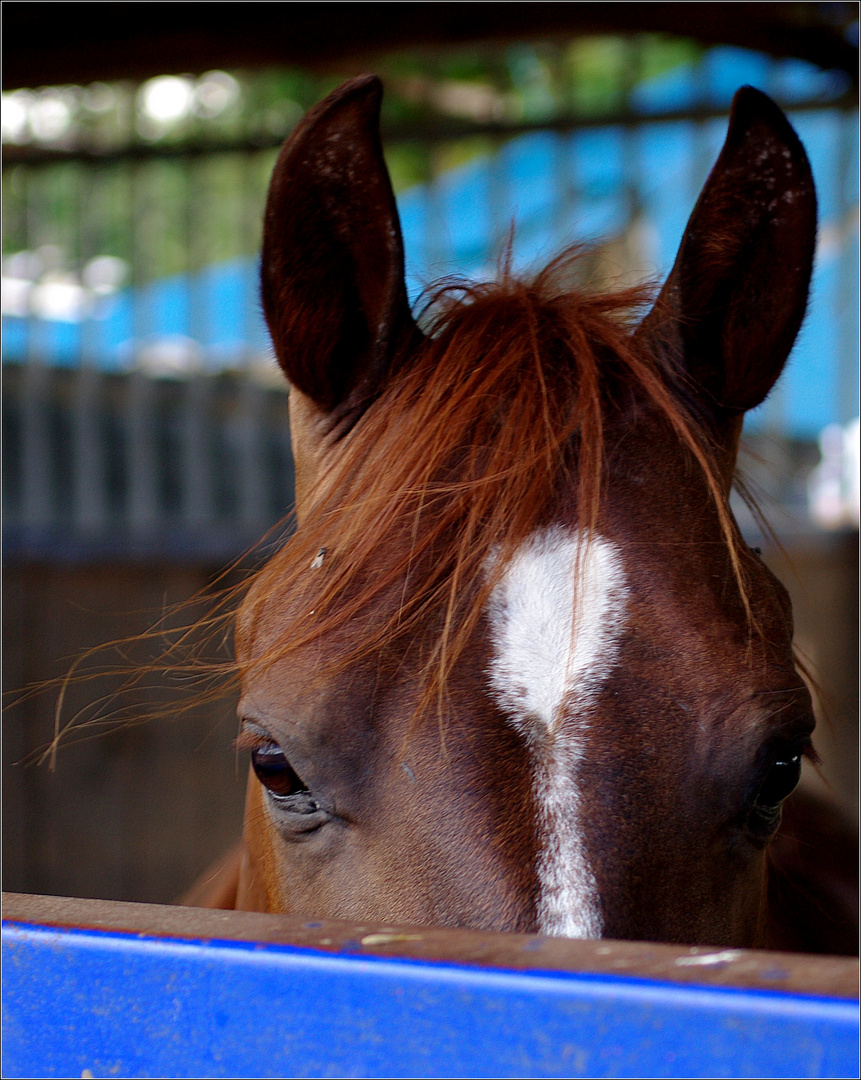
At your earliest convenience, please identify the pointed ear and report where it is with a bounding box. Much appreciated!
[638,86,816,419]
[261,75,422,425]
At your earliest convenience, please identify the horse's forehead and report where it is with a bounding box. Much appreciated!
[235,556,312,667]
[235,551,405,715]
[492,506,796,717]
[487,526,629,739]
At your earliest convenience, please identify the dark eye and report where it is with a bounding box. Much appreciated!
[251,742,311,801]
[750,754,802,827]
[757,755,802,808]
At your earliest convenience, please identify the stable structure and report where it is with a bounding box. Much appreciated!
[3,13,858,1076]
[3,894,859,1078]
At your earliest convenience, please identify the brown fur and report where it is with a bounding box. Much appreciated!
[226,79,844,948]
[237,258,746,728]
[59,77,855,953]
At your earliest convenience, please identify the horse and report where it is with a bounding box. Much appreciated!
[187,75,856,953]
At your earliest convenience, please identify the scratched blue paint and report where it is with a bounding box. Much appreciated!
[3,920,858,1079]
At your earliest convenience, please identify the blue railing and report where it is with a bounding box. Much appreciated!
[3,895,858,1079]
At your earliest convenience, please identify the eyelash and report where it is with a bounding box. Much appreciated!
[234,726,271,754]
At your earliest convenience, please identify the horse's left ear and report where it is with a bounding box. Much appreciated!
[261,75,421,426]
[638,86,816,419]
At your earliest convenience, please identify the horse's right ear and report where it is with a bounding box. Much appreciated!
[638,86,817,423]
[261,75,422,426]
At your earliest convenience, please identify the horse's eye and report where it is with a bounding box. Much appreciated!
[754,754,802,813]
[251,742,309,799]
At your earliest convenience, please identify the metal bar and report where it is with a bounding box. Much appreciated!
[71,364,108,532]
[20,361,53,529]
[181,158,215,528]
[125,370,159,532]
[18,162,53,530]
[74,162,109,533]
[125,161,159,532]
[836,111,860,426]
[2,894,858,1080]
[181,374,214,527]
[3,95,858,168]
[235,378,268,529]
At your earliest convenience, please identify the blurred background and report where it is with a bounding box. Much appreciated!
[3,3,858,904]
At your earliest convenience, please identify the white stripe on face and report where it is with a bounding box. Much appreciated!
[486,525,628,937]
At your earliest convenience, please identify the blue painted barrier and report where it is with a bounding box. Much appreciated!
[3,911,858,1079]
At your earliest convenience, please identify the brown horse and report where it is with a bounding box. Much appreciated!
[193,75,855,953]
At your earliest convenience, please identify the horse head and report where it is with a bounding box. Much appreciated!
[234,76,818,947]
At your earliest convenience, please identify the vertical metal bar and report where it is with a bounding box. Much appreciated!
[72,364,106,534]
[618,37,643,290]
[426,143,449,281]
[235,153,270,534]
[243,153,260,365]
[182,155,214,530]
[21,165,53,532]
[126,371,159,533]
[244,150,272,365]
[20,364,52,531]
[74,162,108,536]
[126,160,159,535]
[488,132,507,271]
[551,44,577,262]
[546,40,574,274]
[406,140,433,303]
[181,373,213,529]
[836,108,859,426]
[236,377,268,532]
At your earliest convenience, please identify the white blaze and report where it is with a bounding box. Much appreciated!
[486,525,628,938]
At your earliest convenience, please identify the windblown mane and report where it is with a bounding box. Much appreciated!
[36,249,753,753]
[238,249,744,714]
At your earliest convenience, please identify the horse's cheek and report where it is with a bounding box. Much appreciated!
[237,769,280,913]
